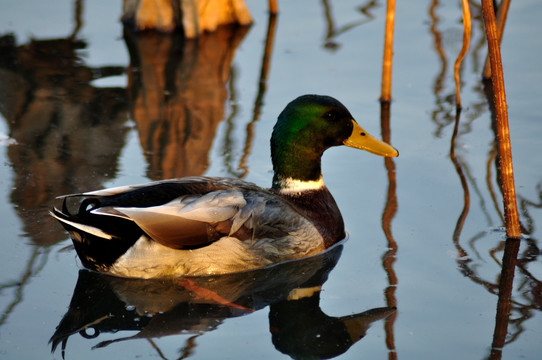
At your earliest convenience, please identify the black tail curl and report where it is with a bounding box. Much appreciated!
[52,195,143,272]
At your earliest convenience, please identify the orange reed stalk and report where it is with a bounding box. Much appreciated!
[380,0,396,102]
[483,0,511,79]
[481,0,521,239]
[269,0,278,14]
[454,0,471,109]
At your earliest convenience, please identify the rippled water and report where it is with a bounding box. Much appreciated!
[1,0,541,359]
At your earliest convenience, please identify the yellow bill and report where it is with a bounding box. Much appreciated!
[343,120,399,157]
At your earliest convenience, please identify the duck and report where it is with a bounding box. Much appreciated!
[51,94,398,278]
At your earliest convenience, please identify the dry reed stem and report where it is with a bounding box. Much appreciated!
[454,0,471,109]
[380,0,396,102]
[481,0,521,239]
[268,0,278,14]
[483,0,511,79]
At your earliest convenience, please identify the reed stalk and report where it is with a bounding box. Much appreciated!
[380,0,396,102]
[269,0,278,14]
[483,0,511,79]
[481,0,521,239]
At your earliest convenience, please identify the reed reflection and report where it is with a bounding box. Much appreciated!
[434,7,542,355]
[428,0,487,138]
[320,0,377,51]
[236,13,277,178]
[450,109,470,245]
[379,101,399,359]
[50,245,395,359]
[488,238,520,360]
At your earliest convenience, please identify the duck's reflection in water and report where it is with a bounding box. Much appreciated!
[269,290,393,359]
[51,244,395,359]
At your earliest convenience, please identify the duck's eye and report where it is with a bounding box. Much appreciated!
[323,111,336,121]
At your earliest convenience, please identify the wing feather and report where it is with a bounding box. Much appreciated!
[175,190,247,222]
[91,190,249,249]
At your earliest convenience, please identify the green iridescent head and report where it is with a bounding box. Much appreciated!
[271,95,398,189]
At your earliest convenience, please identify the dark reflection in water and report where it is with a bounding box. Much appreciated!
[125,25,249,180]
[0,34,128,246]
[50,245,395,359]
[489,238,520,360]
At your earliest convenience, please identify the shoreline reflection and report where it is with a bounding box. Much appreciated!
[124,24,249,181]
[0,34,128,246]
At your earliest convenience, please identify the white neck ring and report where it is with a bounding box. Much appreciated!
[277,176,325,194]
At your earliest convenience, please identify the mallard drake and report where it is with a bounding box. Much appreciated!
[51,95,398,278]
